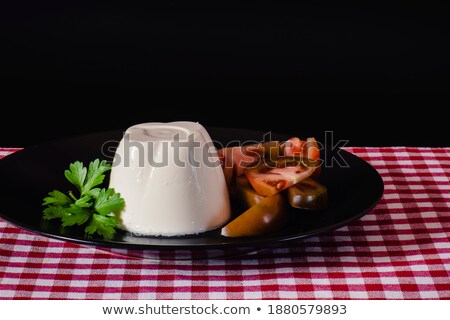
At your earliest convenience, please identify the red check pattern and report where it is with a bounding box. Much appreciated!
[0,147,449,299]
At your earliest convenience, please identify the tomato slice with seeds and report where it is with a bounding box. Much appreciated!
[244,157,317,197]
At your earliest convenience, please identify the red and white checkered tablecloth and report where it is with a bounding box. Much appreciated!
[0,147,449,299]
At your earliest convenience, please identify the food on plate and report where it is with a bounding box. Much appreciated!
[217,141,281,186]
[235,176,265,208]
[282,137,320,161]
[220,136,327,237]
[109,121,231,236]
[287,178,328,210]
[221,193,287,237]
[41,125,326,240]
[283,137,322,178]
[244,157,317,197]
[42,159,125,239]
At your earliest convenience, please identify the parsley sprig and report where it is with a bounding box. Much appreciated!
[42,159,125,239]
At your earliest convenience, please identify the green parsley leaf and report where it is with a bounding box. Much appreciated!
[43,190,72,206]
[74,195,93,208]
[42,159,125,239]
[82,159,111,195]
[61,204,91,227]
[85,213,117,239]
[94,188,125,216]
[64,161,87,193]
[42,206,65,220]
[86,188,101,198]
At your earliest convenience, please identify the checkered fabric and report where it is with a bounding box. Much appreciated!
[0,147,449,299]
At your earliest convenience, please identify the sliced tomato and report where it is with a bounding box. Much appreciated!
[283,137,306,157]
[283,137,319,161]
[305,138,320,162]
[218,141,281,185]
[283,137,321,177]
[245,157,317,197]
[231,145,260,176]
[305,138,321,177]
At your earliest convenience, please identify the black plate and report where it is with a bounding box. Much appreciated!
[0,128,383,259]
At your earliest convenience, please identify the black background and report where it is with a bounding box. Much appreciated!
[1,0,449,147]
[1,99,448,147]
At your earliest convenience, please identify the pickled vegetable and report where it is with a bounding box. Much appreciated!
[221,193,287,237]
[235,176,265,209]
[288,178,328,210]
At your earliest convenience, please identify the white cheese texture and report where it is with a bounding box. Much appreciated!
[109,122,231,236]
